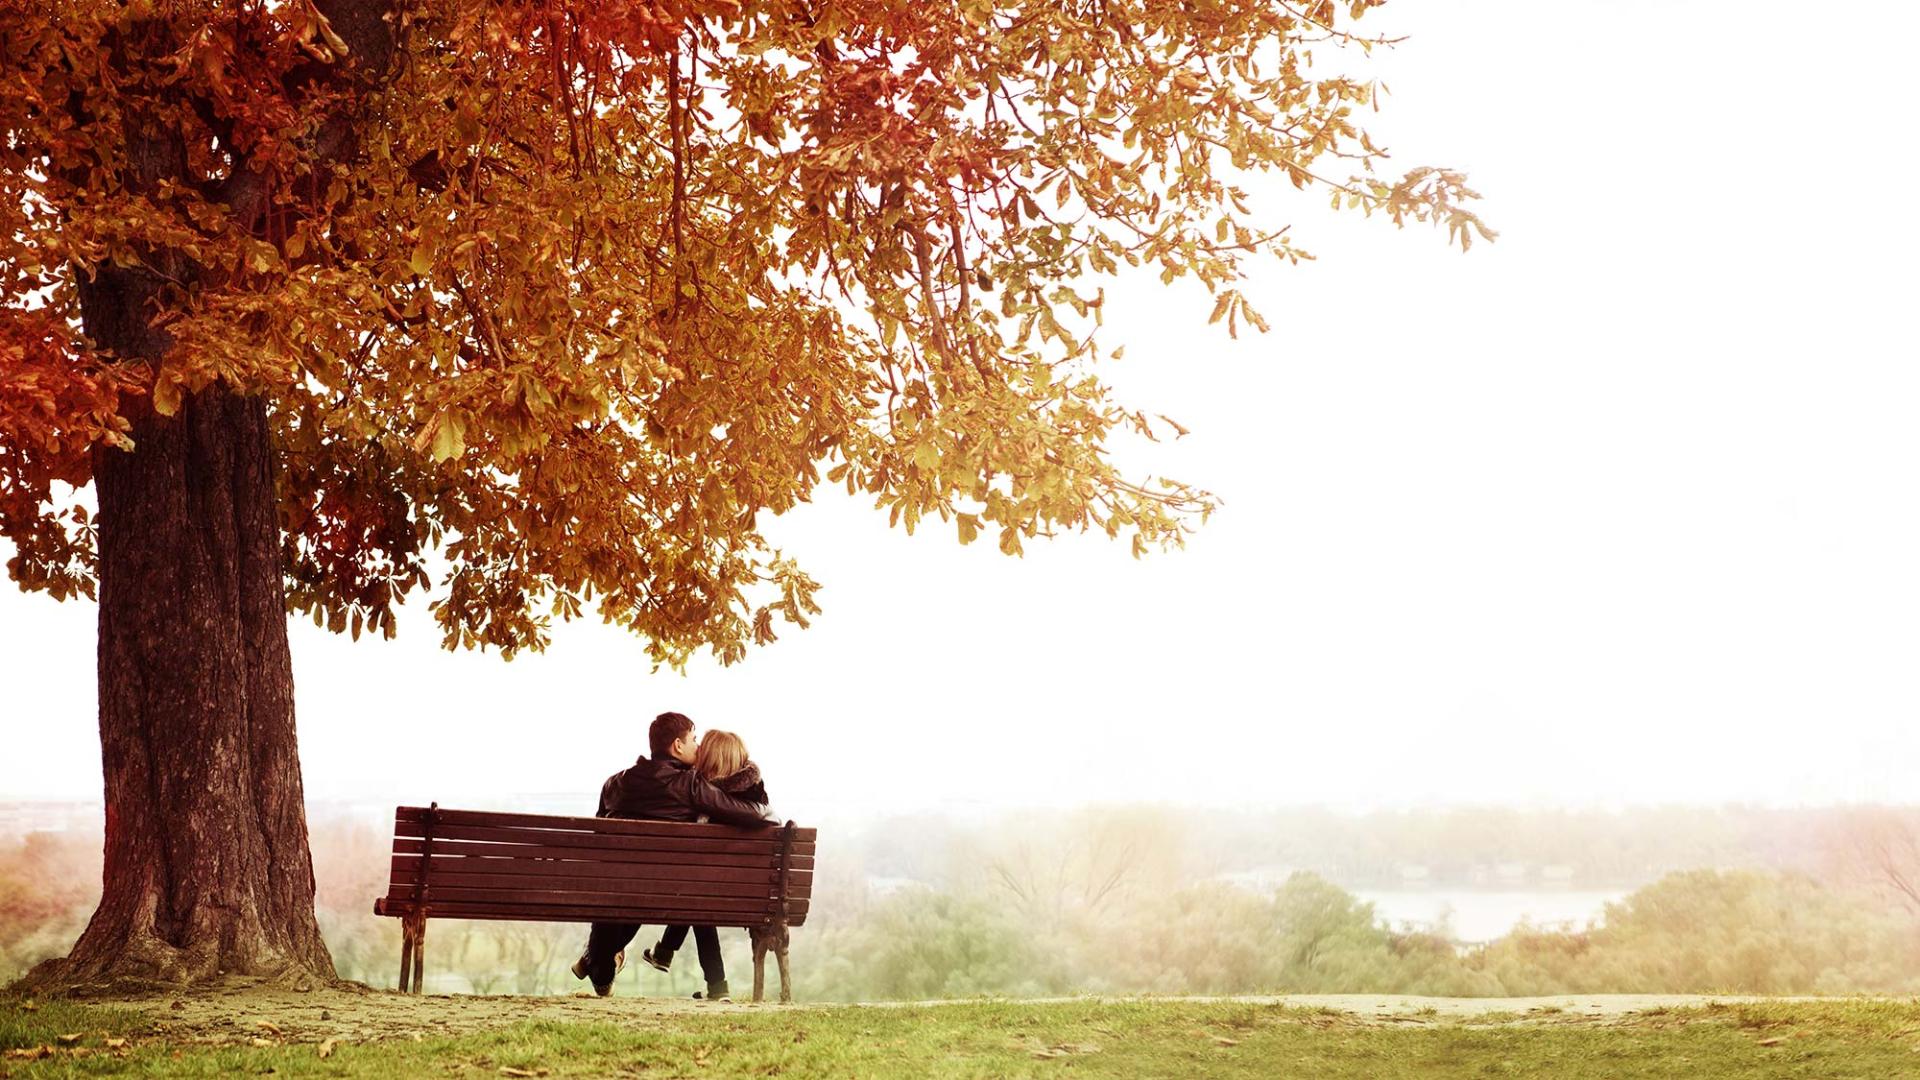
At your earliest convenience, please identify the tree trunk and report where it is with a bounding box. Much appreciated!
[15,0,400,991]
[24,246,334,989]
[26,384,334,988]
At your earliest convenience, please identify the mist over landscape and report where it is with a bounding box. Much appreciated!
[8,798,1920,999]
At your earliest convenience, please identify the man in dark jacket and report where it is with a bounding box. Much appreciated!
[571,711,770,997]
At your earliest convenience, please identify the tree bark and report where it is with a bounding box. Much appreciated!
[19,175,334,986]
[24,380,335,989]
[15,0,401,991]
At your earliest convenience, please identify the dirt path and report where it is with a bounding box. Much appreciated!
[96,980,755,1048]
[66,979,1820,1049]
[1181,993,1809,1018]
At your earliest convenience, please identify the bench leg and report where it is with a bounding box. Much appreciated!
[751,932,769,1003]
[411,916,426,994]
[775,942,791,1004]
[398,919,415,993]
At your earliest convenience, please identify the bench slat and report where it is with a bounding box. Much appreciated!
[392,854,813,890]
[377,807,819,996]
[396,806,816,844]
[377,897,809,928]
[392,868,812,901]
[395,821,816,858]
[384,884,809,914]
[394,837,814,871]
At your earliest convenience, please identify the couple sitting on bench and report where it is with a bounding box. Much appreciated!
[569,711,772,1000]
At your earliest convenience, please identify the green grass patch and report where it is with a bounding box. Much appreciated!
[0,997,143,1054]
[4,997,1920,1078]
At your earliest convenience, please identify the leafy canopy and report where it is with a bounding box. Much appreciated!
[0,0,1489,665]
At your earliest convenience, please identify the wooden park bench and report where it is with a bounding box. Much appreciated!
[374,804,814,1002]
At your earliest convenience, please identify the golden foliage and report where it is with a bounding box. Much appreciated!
[0,0,1487,664]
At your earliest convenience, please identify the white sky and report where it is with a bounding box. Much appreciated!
[3,0,1918,819]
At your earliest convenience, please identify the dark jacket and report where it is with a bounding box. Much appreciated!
[712,761,770,811]
[596,755,771,828]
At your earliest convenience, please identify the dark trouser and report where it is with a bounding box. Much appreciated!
[584,921,640,988]
[655,924,727,991]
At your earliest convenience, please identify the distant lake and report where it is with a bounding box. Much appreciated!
[1353,889,1626,944]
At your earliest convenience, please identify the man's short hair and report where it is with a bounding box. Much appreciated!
[649,712,694,760]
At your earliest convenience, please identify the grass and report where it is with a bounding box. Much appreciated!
[4,996,1920,1078]
[0,999,143,1054]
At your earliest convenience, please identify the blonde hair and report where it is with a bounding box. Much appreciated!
[695,729,748,782]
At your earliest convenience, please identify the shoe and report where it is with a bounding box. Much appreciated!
[692,981,732,1003]
[574,950,624,997]
[641,947,671,973]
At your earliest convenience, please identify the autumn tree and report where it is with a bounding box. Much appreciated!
[1824,807,1920,917]
[980,807,1187,929]
[0,0,1487,987]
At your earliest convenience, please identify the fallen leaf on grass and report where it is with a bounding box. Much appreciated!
[1032,1043,1101,1059]
[317,1039,337,1059]
[20,1001,37,1012]
[250,1037,276,1048]
[104,1038,129,1050]
[4,1046,54,1060]
[55,1033,83,1046]
[257,1020,284,1035]
[499,1068,550,1078]
[1211,1036,1240,1047]
[1757,1037,1784,1047]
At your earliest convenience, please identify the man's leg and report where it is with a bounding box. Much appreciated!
[646,924,690,971]
[583,922,640,992]
[692,926,728,998]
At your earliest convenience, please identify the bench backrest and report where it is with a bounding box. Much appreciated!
[378,806,815,928]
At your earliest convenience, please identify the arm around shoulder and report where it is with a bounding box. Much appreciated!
[679,773,774,827]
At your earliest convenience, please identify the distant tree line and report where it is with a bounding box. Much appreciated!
[5,805,1917,998]
[845,805,1864,890]
[771,867,1920,1000]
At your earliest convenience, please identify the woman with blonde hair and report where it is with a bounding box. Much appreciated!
[690,730,768,808]
[640,729,770,1000]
